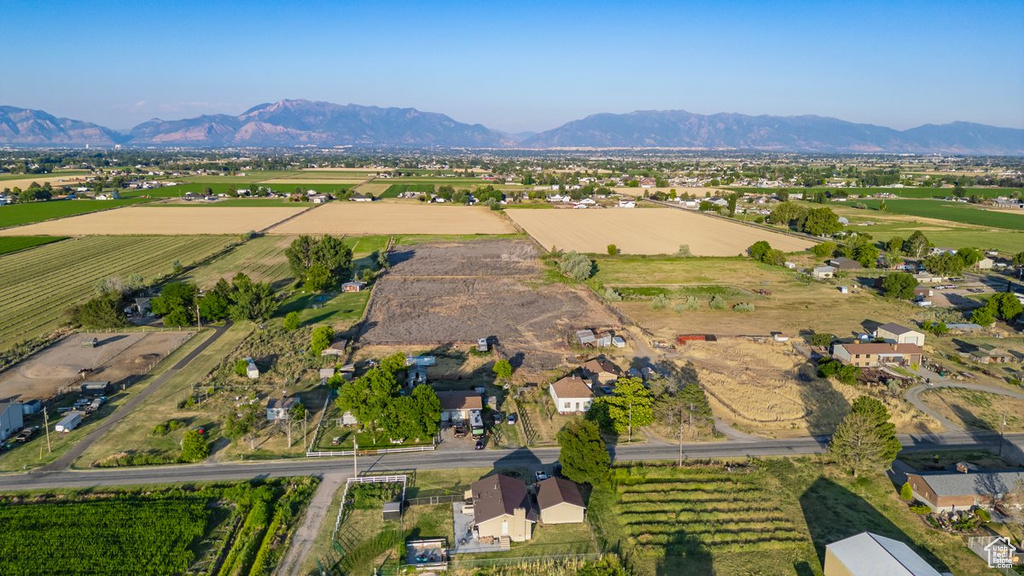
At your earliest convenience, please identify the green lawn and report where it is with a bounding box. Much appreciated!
[0,198,149,228]
[856,198,1023,230]
[380,183,435,198]
[278,290,370,328]
[0,235,66,255]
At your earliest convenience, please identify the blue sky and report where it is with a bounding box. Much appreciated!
[1,0,1022,132]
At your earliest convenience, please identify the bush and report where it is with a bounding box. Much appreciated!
[910,504,931,515]
[732,302,755,312]
[607,244,618,256]
[559,251,594,281]
[900,482,913,501]
[709,295,726,310]
[675,244,692,258]
[234,359,249,377]
[817,358,861,385]
[810,332,835,347]
[180,429,210,463]
[652,294,670,310]
[282,311,301,331]
[310,325,334,356]
[975,507,991,522]
[681,295,699,311]
[603,287,622,302]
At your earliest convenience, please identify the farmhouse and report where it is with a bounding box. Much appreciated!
[913,272,943,284]
[581,358,622,387]
[812,266,836,279]
[466,474,536,543]
[536,477,586,525]
[824,532,941,576]
[342,280,366,292]
[0,401,25,442]
[437,390,483,422]
[266,397,300,421]
[969,344,1016,364]
[905,469,1024,513]
[549,375,594,414]
[873,323,925,346]
[831,342,923,368]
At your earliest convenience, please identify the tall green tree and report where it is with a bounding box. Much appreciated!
[286,234,353,287]
[199,278,232,321]
[310,325,334,355]
[903,231,930,258]
[180,429,210,462]
[880,272,919,300]
[830,396,901,476]
[802,207,842,236]
[590,377,654,439]
[151,282,197,326]
[228,273,278,321]
[557,419,610,486]
[335,353,406,444]
[68,295,128,329]
[492,359,513,383]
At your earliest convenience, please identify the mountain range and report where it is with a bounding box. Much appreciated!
[1,100,1022,154]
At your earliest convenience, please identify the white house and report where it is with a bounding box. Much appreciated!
[266,397,299,421]
[976,257,994,270]
[617,200,636,208]
[437,390,483,422]
[548,375,593,414]
[873,323,925,347]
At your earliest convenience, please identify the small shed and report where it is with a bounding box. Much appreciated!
[245,358,259,379]
[321,339,348,356]
[594,332,613,347]
[838,285,849,294]
[383,501,403,521]
[812,266,836,279]
[319,367,336,382]
[477,337,489,352]
[266,397,299,421]
[342,280,366,292]
[611,335,626,348]
[575,329,596,345]
[16,399,42,416]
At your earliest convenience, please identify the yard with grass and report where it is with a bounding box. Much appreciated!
[920,388,1024,433]
[588,458,992,576]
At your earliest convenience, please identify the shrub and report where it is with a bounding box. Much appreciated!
[234,359,249,377]
[682,296,699,311]
[810,332,835,347]
[900,482,913,501]
[310,325,334,356]
[975,507,991,522]
[282,311,301,331]
[675,244,692,258]
[559,251,594,281]
[603,287,622,302]
[652,294,670,310]
[733,302,755,312]
[709,295,726,310]
[817,358,861,385]
[607,244,619,256]
[910,504,931,515]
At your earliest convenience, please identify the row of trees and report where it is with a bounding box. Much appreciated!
[768,202,843,236]
[972,292,1024,326]
[152,273,277,326]
[2,181,54,202]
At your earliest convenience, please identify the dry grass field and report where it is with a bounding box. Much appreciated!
[0,206,306,236]
[0,175,91,190]
[506,208,814,255]
[920,388,1024,433]
[681,340,938,437]
[271,203,516,235]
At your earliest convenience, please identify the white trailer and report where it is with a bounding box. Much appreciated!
[55,411,83,433]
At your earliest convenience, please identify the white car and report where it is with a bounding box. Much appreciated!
[535,471,549,482]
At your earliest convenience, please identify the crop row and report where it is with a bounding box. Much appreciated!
[0,236,233,347]
[618,490,766,505]
[618,481,762,495]
[618,505,789,520]
[0,497,212,574]
[621,510,793,527]
[634,532,806,552]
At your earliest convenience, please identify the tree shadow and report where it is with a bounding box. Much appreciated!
[654,528,714,576]
[95,334,129,346]
[798,476,951,572]
[797,364,850,439]
[485,446,547,479]
[950,404,1024,466]
[388,249,416,268]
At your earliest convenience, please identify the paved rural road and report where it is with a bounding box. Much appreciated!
[38,322,234,472]
[903,365,1024,433]
[5,431,1022,491]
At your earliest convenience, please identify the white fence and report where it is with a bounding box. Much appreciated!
[307,444,435,457]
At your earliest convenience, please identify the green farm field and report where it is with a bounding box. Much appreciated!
[0,479,318,576]
[0,198,149,228]
[182,235,295,289]
[856,198,1024,230]
[589,459,991,576]
[0,235,65,255]
[380,183,434,198]
[726,186,1020,199]
[0,235,235,349]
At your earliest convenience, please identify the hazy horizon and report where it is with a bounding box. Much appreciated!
[2,0,1022,132]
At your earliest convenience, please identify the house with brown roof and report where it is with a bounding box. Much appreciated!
[437,390,483,421]
[536,477,586,525]
[466,474,536,543]
[581,358,622,387]
[873,323,925,346]
[548,375,594,414]
[831,342,923,368]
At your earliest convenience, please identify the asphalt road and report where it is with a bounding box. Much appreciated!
[4,431,1021,491]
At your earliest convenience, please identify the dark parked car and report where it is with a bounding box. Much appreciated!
[507,413,517,425]
[475,438,485,450]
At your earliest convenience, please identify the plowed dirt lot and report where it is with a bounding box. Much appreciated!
[0,331,192,401]
[0,206,306,236]
[506,208,815,255]
[359,240,617,375]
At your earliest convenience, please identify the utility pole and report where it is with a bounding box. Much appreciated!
[43,406,51,454]
[628,401,633,443]
[677,406,684,468]
[353,438,358,478]
[195,302,202,330]
[999,412,1007,457]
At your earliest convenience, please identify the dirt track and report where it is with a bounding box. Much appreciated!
[0,331,192,402]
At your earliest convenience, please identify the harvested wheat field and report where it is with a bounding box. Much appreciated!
[0,206,306,236]
[678,340,938,438]
[506,208,814,255]
[271,203,516,235]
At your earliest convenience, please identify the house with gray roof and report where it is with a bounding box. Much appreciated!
[906,469,1024,513]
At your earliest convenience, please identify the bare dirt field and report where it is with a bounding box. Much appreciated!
[270,203,516,235]
[506,208,814,255]
[0,331,192,402]
[359,240,618,375]
[679,340,938,438]
[0,206,307,236]
[0,175,90,190]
